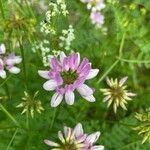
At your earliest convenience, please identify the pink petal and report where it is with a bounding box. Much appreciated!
[86,69,99,80]
[38,70,50,79]
[77,84,93,97]
[86,132,100,144]
[74,123,84,137]
[83,95,96,102]
[44,139,59,147]
[8,67,20,74]
[65,90,75,105]
[43,80,57,91]
[51,92,63,107]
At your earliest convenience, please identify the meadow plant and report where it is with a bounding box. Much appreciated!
[0,0,150,149]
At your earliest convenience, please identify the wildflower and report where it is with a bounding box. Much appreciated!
[100,77,136,113]
[59,25,75,51]
[38,52,99,107]
[16,91,44,118]
[0,44,22,79]
[133,111,150,144]
[44,123,104,150]
[90,11,104,28]
[81,0,105,28]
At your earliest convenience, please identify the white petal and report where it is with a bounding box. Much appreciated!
[51,93,63,107]
[65,91,75,105]
[86,69,99,80]
[14,57,22,64]
[0,70,6,79]
[0,44,6,54]
[43,80,57,91]
[76,52,80,68]
[8,67,20,74]
[119,76,128,86]
[86,132,100,144]
[83,95,96,102]
[74,123,84,137]
[77,84,93,97]
[60,51,66,64]
[38,70,50,79]
[93,145,104,150]
[44,139,59,147]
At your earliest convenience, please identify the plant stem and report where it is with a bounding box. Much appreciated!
[0,75,11,87]
[97,59,119,84]
[26,110,29,130]
[0,103,20,127]
[0,0,5,19]
[50,108,57,131]
[19,40,27,90]
[117,57,150,64]
[97,33,126,84]
[6,128,19,150]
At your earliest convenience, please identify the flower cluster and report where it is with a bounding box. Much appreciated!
[32,40,61,67]
[40,0,68,34]
[133,111,150,144]
[16,91,44,118]
[81,0,105,28]
[0,44,22,79]
[100,77,136,113]
[44,123,104,150]
[59,25,75,51]
[38,52,99,107]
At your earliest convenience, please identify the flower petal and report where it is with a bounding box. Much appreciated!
[43,80,57,91]
[86,132,100,144]
[51,93,63,107]
[65,91,75,105]
[0,43,6,54]
[60,51,66,64]
[86,69,99,80]
[38,70,50,79]
[0,70,6,79]
[8,67,20,74]
[74,123,84,137]
[83,95,96,102]
[77,84,93,97]
[119,76,128,86]
[93,145,104,150]
[44,139,59,147]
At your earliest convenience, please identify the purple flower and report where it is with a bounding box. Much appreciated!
[38,52,99,107]
[0,43,22,79]
[90,11,104,28]
[44,123,104,150]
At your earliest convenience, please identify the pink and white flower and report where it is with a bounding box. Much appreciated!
[90,11,104,27]
[0,43,22,79]
[38,52,99,107]
[44,123,104,150]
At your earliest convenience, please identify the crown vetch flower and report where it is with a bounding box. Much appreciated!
[90,11,104,27]
[44,123,104,150]
[0,44,22,79]
[100,77,136,113]
[38,52,99,107]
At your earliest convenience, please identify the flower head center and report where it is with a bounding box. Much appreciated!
[61,70,78,85]
[111,87,124,99]
[62,143,78,150]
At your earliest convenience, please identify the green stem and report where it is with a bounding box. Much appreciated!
[97,60,119,84]
[0,0,5,19]
[26,110,29,130]
[6,128,19,150]
[119,32,126,58]
[19,40,27,90]
[97,33,126,84]
[0,103,20,127]
[117,57,150,64]
[50,108,57,130]
[0,75,11,87]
